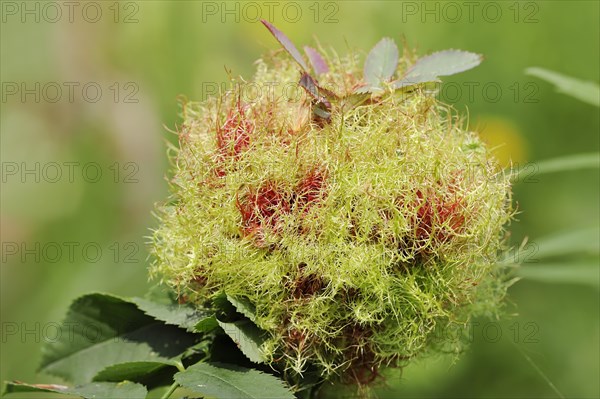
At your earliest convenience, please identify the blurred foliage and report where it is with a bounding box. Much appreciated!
[1,1,598,398]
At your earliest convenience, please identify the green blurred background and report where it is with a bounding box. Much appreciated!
[1,1,598,397]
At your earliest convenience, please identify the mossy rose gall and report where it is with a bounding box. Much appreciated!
[151,21,513,390]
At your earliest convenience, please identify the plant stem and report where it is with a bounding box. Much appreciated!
[174,360,186,372]
[160,381,179,399]
[161,361,187,399]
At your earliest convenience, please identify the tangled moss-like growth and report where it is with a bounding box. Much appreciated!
[151,42,513,388]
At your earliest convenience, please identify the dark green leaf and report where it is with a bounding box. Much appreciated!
[174,362,294,399]
[526,67,600,106]
[4,381,147,399]
[217,320,268,363]
[195,315,219,333]
[93,361,175,383]
[393,49,482,89]
[363,37,399,89]
[131,297,210,331]
[209,334,257,368]
[39,293,198,384]
[261,20,308,71]
[227,294,256,322]
[212,292,238,319]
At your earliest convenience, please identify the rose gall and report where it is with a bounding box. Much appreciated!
[151,26,513,394]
